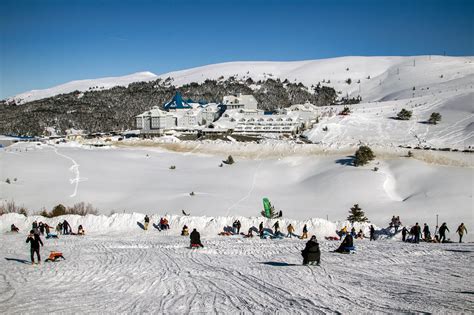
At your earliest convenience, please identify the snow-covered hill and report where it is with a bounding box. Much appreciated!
[7,71,158,105]
[7,56,473,105]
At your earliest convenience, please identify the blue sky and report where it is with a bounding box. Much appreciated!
[0,0,472,98]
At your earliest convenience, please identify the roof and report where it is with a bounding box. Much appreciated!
[163,92,192,110]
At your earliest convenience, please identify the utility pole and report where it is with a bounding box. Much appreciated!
[413,59,416,67]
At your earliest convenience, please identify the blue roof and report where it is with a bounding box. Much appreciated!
[163,92,192,110]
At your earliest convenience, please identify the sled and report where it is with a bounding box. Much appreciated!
[45,251,65,262]
[325,236,340,241]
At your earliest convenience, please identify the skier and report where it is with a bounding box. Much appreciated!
[26,230,44,265]
[423,223,431,241]
[301,236,320,265]
[300,224,308,239]
[456,223,467,243]
[369,225,375,241]
[272,221,280,234]
[413,223,421,243]
[190,228,204,248]
[401,226,408,242]
[11,224,19,232]
[287,224,295,238]
[439,223,450,243]
[335,233,354,253]
[259,222,264,237]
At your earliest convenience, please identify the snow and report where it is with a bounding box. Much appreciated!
[0,213,473,313]
[6,71,158,105]
[1,141,472,240]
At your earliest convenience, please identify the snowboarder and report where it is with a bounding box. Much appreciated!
[190,229,204,248]
[300,224,308,239]
[181,225,189,236]
[11,224,19,232]
[301,236,320,265]
[259,222,264,237]
[144,215,150,230]
[287,224,295,238]
[423,223,431,241]
[335,234,354,253]
[402,226,408,242]
[272,221,280,234]
[456,223,467,243]
[413,223,421,243]
[439,223,450,243]
[369,225,375,241]
[26,230,43,264]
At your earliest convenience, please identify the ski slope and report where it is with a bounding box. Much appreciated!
[1,141,472,235]
[0,213,473,313]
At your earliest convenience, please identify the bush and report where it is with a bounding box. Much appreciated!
[169,165,176,170]
[428,112,442,124]
[354,146,375,166]
[40,202,98,217]
[0,200,28,216]
[347,204,368,223]
[397,108,412,120]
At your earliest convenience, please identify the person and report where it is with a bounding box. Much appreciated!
[11,224,19,232]
[159,217,169,230]
[402,226,408,242]
[456,223,467,243]
[301,236,320,265]
[26,230,43,265]
[181,225,189,236]
[63,220,71,235]
[423,223,431,241]
[369,225,375,241]
[278,210,283,218]
[232,220,238,234]
[356,229,364,239]
[78,225,85,235]
[56,222,63,235]
[350,227,356,237]
[272,221,280,234]
[300,224,308,239]
[190,228,204,248]
[32,220,39,235]
[236,220,241,234]
[389,216,396,228]
[44,223,51,235]
[144,215,150,230]
[39,222,45,235]
[338,226,348,238]
[287,224,295,238]
[259,222,264,237]
[246,228,254,238]
[335,234,354,253]
[394,216,401,233]
[439,223,450,243]
[413,223,421,243]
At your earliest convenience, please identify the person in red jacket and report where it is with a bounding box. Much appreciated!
[26,230,44,264]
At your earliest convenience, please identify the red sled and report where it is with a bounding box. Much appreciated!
[45,251,65,262]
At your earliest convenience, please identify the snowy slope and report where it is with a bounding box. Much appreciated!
[2,142,472,235]
[7,71,158,105]
[7,56,473,105]
[0,213,473,313]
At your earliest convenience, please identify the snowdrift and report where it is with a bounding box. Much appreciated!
[0,213,373,239]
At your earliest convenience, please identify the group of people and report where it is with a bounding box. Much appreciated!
[389,216,402,233]
[401,222,467,243]
[143,215,170,231]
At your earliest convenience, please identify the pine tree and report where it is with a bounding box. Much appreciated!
[347,204,368,223]
[397,108,412,120]
[354,145,375,166]
[428,112,442,124]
